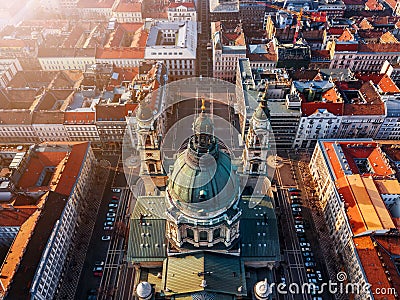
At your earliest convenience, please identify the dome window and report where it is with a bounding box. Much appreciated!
[187,228,194,239]
[199,231,208,241]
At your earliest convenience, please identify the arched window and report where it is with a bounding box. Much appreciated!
[199,231,208,241]
[148,163,156,173]
[187,228,194,239]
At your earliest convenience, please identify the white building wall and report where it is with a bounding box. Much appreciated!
[38,56,96,71]
[32,124,70,142]
[293,111,341,148]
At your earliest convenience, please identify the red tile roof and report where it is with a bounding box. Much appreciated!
[77,0,115,8]
[301,102,344,116]
[55,142,90,196]
[18,151,67,189]
[114,1,142,12]
[343,82,385,116]
[338,28,354,41]
[354,236,396,300]
[64,111,96,124]
[96,104,127,120]
[355,73,400,94]
[328,27,345,35]
[335,42,358,51]
[358,43,400,52]
[168,2,195,9]
[0,204,37,226]
[96,47,145,59]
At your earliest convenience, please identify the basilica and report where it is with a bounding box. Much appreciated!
[127,96,281,300]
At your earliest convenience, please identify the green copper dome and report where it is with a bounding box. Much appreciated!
[167,100,238,212]
[168,148,236,205]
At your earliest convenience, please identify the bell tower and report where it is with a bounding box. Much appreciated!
[243,97,271,177]
[135,99,166,194]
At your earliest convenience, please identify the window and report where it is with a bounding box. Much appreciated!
[187,228,194,239]
[213,228,221,239]
[199,231,208,241]
[148,163,156,173]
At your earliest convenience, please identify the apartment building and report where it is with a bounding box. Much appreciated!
[0,142,96,300]
[76,0,117,19]
[0,62,166,149]
[0,59,22,88]
[144,21,197,81]
[237,59,300,149]
[38,48,96,71]
[167,1,197,22]
[292,80,343,148]
[211,21,246,82]
[310,140,400,300]
[112,1,142,23]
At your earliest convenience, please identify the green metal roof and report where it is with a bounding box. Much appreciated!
[127,196,168,262]
[162,251,247,297]
[239,197,281,261]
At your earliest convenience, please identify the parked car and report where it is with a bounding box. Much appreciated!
[301,247,312,252]
[295,220,303,225]
[108,208,116,213]
[316,270,323,281]
[93,271,103,277]
[291,204,302,208]
[93,266,103,272]
[299,237,307,243]
[288,188,300,192]
[110,199,118,204]
[108,203,118,208]
[292,199,303,204]
[104,226,114,231]
[296,228,305,233]
[295,216,303,220]
[304,257,314,262]
[295,225,304,229]
[303,252,314,257]
[290,191,301,196]
[112,196,119,200]
[306,268,315,273]
[95,261,104,266]
[307,273,316,279]
[106,217,115,222]
[107,213,116,218]
[104,221,113,227]
[305,262,316,267]
[290,195,300,200]
[300,242,311,247]
[102,235,111,241]
[112,188,121,193]
[292,207,302,212]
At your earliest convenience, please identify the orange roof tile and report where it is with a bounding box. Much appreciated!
[64,111,95,124]
[354,236,396,300]
[359,18,374,30]
[96,47,145,59]
[55,142,90,196]
[337,28,354,41]
[380,31,399,43]
[77,0,115,8]
[355,73,400,94]
[114,1,142,12]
